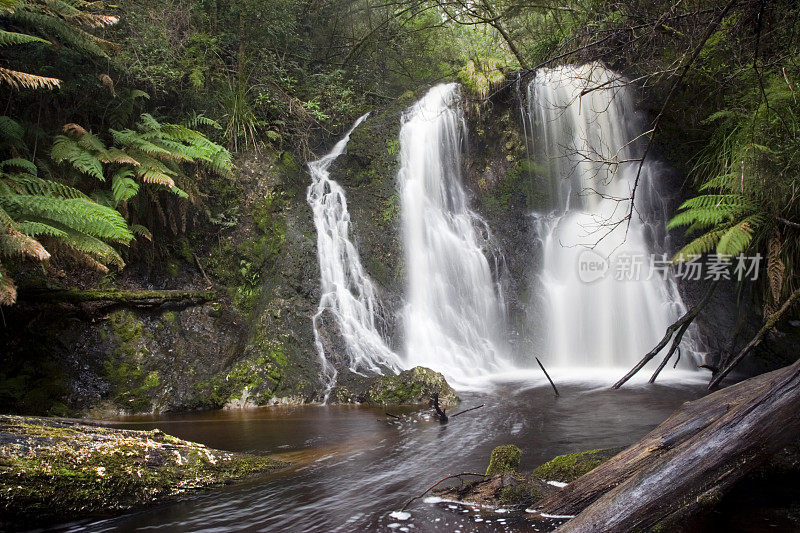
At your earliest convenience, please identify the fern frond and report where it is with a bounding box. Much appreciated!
[699,172,742,192]
[767,230,785,304]
[51,135,104,180]
[101,147,138,166]
[0,157,36,175]
[111,166,138,204]
[186,113,222,130]
[0,228,50,260]
[0,204,13,230]
[110,128,172,157]
[673,226,731,260]
[0,66,60,89]
[57,227,124,268]
[130,224,151,241]
[0,29,49,46]
[2,195,133,243]
[0,263,17,306]
[16,220,67,238]
[9,7,110,57]
[5,175,90,199]
[0,116,24,143]
[125,150,175,186]
[716,214,761,256]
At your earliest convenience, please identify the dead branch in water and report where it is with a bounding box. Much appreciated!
[431,393,448,423]
[709,285,800,390]
[613,280,717,389]
[451,404,485,418]
[400,472,487,511]
[537,357,560,397]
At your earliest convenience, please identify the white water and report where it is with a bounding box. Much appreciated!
[307,114,402,398]
[398,83,512,384]
[526,63,700,369]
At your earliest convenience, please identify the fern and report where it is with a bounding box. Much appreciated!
[0,157,37,175]
[57,227,125,268]
[716,214,762,256]
[16,220,67,238]
[51,135,104,180]
[0,116,24,144]
[0,228,50,260]
[111,167,138,204]
[1,195,133,242]
[0,29,48,46]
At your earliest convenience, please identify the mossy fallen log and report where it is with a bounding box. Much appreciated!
[17,288,216,305]
[539,359,800,532]
[0,415,286,527]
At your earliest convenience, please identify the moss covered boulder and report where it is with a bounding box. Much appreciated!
[486,444,522,476]
[333,366,459,407]
[364,367,459,407]
[0,415,287,527]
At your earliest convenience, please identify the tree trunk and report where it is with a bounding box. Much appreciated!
[535,359,800,531]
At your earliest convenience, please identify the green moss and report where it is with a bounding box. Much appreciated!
[486,445,522,476]
[386,138,399,156]
[381,194,400,223]
[365,367,459,406]
[162,311,176,324]
[103,310,160,413]
[531,448,620,483]
[458,59,506,97]
[0,416,286,527]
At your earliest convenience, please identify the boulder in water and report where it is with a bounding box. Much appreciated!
[333,366,459,407]
[486,444,522,476]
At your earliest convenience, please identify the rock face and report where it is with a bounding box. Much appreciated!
[332,366,459,408]
[0,415,286,527]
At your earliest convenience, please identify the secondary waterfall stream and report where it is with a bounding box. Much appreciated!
[307,113,402,397]
[398,83,512,384]
[526,64,699,370]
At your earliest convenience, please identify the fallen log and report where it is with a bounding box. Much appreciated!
[17,288,216,305]
[535,359,800,532]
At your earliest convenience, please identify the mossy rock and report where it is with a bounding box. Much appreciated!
[0,415,287,527]
[530,447,623,483]
[486,444,522,476]
[363,366,459,407]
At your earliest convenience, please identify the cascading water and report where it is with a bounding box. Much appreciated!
[526,63,700,370]
[398,83,512,384]
[307,114,402,397]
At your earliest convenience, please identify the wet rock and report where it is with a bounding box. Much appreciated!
[0,415,287,528]
[333,366,459,407]
[486,444,522,476]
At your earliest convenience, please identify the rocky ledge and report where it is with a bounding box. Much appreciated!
[0,415,287,528]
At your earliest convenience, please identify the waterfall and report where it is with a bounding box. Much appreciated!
[307,114,402,398]
[398,83,512,384]
[526,63,700,369]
